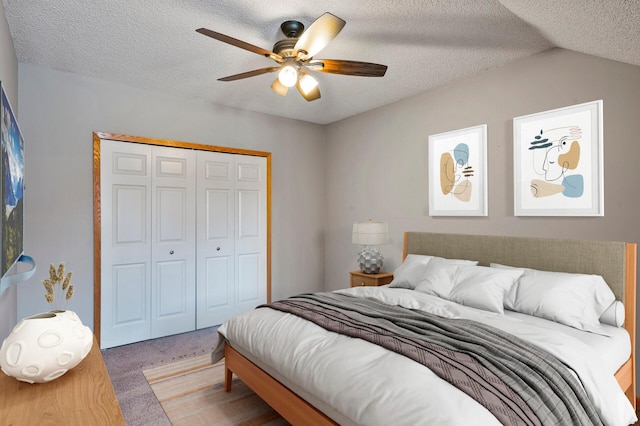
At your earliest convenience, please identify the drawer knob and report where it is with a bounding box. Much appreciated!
[360,282,365,286]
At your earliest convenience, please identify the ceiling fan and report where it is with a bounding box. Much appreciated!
[196,12,388,102]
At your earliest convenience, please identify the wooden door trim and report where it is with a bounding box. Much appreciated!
[93,132,272,346]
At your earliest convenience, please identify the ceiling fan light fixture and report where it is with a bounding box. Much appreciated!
[197,12,387,101]
[299,74,319,95]
[278,64,298,87]
[271,78,288,96]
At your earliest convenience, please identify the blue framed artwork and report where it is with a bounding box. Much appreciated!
[1,82,25,277]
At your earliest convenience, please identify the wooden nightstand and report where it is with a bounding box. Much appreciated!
[350,270,394,287]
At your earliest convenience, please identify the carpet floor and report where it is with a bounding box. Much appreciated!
[143,354,287,425]
[102,327,219,426]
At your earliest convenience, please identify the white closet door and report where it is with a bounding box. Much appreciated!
[234,155,267,314]
[100,140,152,349]
[101,138,267,345]
[196,151,235,327]
[150,147,196,338]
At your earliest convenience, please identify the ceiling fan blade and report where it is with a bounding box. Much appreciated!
[312,59,387,77]
[196,28,282,61]
[271,78,288,96]
[218,67,280,82]
[294,13,345,60]
[296,80,321,102]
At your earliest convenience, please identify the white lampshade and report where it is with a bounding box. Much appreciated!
[352,220,389,246]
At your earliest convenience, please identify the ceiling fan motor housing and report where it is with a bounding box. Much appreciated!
[272,39,298,58]
[280,20,304,38]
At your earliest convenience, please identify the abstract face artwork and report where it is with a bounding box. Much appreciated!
[528,126,583,198]
[439,143,474,202]
[514,100,602,216]
[429,124,487,216]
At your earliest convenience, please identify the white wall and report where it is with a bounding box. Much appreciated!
[16,64,327,332]
[0,0,19,340]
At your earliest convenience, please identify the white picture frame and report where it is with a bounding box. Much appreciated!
[428,124,487,216]
[513,100,603,216]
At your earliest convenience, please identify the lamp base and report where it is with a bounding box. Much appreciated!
[357,246,383,274]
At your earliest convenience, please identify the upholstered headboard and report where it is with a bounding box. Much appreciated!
[404,232,632,301]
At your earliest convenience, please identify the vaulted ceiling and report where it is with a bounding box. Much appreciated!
[3,0,639,124]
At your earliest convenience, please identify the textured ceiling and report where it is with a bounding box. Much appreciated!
[3,1,639,125]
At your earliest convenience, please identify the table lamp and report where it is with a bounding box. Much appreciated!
[352,220,389,274]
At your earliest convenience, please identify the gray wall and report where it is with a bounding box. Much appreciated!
[14,64,327,333]
[324,48,640,383]
[0,1,18,339]
[325,48,640,286]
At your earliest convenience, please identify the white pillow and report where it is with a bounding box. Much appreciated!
[448,265,524,313]
[388,255,434,289]
[599,300,625,327]
[491,263,616,331]
[388,255,477,290]
[413,258,459,297]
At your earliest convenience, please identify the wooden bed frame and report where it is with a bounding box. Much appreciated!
[223,232,637,424]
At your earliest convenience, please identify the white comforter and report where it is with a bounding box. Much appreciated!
[215,287,637,426]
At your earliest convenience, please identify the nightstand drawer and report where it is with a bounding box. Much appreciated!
[350,271,393,287]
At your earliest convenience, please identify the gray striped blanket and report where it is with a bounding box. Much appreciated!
[263,292,603,426]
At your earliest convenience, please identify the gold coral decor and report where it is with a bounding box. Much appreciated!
[0,262,92,383]
[42,262,74,309]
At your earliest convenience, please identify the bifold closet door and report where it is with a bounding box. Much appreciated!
[100,140,196,348]
[150,146,196,338]
[100,140,152,349]
[196,151,267,328]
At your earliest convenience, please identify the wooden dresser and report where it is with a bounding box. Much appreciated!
[0,335,125,425]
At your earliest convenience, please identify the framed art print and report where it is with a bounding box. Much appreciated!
[0,82,25,277]
[513,100,603,216]
[428,124,487,216]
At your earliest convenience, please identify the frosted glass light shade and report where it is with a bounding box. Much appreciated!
[278,65,298,87]
[299,74,319,95]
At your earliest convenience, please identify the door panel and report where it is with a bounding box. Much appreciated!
[206,190,232,239]
[157,187,188,242]
[156,260,188,316]
[151,147,196,338]
[113,185,147,245]
[101,141,152,349]
[196,151,235,327]
[238,190,260,238]
[234,156,267,315]
[237,253,260,303]
[205,256,233,308]
[238,162,261,181]
[113,263,147,325]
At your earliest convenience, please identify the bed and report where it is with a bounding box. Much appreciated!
[212,232,637,425]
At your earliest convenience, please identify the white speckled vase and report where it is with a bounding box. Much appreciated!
[0,310,93,384]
